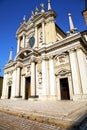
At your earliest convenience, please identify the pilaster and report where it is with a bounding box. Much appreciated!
[42,21,45,43]
[16,67,21,97]
[23,34,26,48]
[11,68,17,98]
[69,49,82,95]
[30,56,37,98]
[17,38,20,53]
[68,74,73,100]
[42,55,49,97]
[35,26,38,48]
[76,47,87,94]
[1,73,8,99]
[15,62,22,98]
[49,56,56,96]
[21,75,25,99]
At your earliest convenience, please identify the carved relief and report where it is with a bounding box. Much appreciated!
[55,53,69,67]
[7,80,12,86]
[38,71,42,84]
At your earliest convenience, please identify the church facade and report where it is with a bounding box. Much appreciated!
[1,1,87,101]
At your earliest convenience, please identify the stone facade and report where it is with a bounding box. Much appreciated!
[1,2,87,101]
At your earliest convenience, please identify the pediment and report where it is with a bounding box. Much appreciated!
[16,22,27,35]
[15,48,33,60]
[55,69,70,76]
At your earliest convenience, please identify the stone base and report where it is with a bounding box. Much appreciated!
[11,96,23,100]
[28,95,39,101]
[1,96,8,99]
[73,94,87,101]
[39,95,57,100]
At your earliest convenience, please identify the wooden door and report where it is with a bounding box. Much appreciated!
[25,77,31,99]
[60,78,70,100]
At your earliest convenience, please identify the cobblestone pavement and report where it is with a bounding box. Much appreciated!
[0,112,67,130]
[0,100,87,130]
[0,111,87,130]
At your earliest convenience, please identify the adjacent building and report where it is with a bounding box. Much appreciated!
[1,1,87,101]
[0,76,3,98]
[82,0,87,25]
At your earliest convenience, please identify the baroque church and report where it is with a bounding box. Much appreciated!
[1,0,87,101]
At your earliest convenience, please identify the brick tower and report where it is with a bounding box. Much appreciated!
[82,0,87,25]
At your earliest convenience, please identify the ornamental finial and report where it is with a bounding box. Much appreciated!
[48,0,51,10]
[68,13,77,34]
[23,15,26,22]
[8,48,12,62]
[40,3,45,13]
[35,6,39,14]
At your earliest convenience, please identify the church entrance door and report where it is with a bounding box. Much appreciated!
[25,77,31,99]
[60,78,70,100]
[8,86,11,99]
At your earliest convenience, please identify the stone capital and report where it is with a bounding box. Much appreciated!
[30,56,36,62]
[48,55,54,59]
[16,62,23,68]
[41,54,48,60]
[68,48,76,53]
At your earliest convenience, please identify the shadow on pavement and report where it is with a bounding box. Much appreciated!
[68,113,87,130]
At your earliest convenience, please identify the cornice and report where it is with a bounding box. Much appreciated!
[38,33,85,54]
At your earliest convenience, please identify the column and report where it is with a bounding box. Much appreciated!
[42,21,45,43]
[21,75,25,99]
[17,38,20,53]
[11,69,16,98]
[1,73,8,99]
[68,75,73,100]
[49,57,56,96]
[35,26,38,47]
[57,78,61,100]
[76,48,87,94]
[15,67,21,97]
[23,34,25,48]
[42,56,49,96]
[69,50,82,95]
[31,57,36,97]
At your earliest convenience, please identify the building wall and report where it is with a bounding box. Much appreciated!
[82,10,87,25]
[1,4,87,101]
[0,77,3,98]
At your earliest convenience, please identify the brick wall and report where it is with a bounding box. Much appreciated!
[82,10,87,25]
[0,77,3,98]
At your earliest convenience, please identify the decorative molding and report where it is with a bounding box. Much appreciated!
[55,68,71,77]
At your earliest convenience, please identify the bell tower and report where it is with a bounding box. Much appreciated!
[82,0,87,25]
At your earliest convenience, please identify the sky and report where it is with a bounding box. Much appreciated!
[0,0,86,76]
